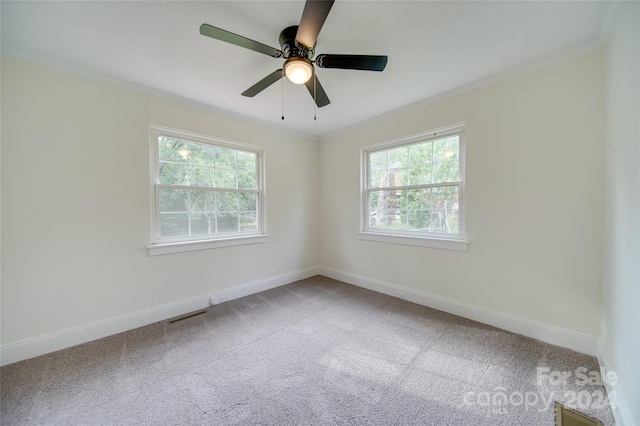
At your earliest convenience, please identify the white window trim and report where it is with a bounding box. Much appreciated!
[147,125,268,256]
[360,122,468,251]
[358,232,468,251]
[147,234,269,256]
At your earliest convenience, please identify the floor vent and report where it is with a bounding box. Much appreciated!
[555,402,603,426]
[167,310,208,324]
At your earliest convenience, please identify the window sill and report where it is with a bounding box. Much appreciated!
[147,234,269,256]
[358,232,468,252]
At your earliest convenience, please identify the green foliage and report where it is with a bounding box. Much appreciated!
[368,136,460,234]
[157,137,258,238]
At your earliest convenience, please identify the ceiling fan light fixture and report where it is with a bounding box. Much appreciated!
[284,57,313,84]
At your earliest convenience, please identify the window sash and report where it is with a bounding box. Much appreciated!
[364,183,461,235]
[150,126,265,245]
[362,124,465,241]
[157,184,259,193]
[366,181,460,192]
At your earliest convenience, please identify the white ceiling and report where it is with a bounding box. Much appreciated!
[1,1,611,138]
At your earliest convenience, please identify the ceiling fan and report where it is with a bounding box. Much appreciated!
[199,0,388,108]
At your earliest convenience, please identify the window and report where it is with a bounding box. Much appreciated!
[148,126,267,255]
[360,123,467,251]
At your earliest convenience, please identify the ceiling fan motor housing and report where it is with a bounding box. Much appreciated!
[279,26,313,59]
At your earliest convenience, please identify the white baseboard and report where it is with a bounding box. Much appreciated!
[0,266,321,366]
[0,264,602,366]
[3,265,632,422]
[597,330,636,426]
[5,265,631,421]
[319,266,600,356]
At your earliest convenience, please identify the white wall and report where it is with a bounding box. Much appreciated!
[602,2,640,424]
[1,31,636,423]
[4,43,635,422]
[1,56,319,356]
[320,50,605,339]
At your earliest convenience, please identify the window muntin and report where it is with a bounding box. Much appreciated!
[363,125,465,241]
[151,127,264,244]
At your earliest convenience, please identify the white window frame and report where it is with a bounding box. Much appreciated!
[147,125,268,256]
[359,123,468,251]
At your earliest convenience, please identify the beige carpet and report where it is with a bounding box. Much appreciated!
[1,276,615,425]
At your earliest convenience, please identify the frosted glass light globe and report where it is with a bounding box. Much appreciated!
[284,57,313,85]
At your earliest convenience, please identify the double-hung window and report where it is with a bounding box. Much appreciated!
[148,126,267,255]
[360,123,467,251]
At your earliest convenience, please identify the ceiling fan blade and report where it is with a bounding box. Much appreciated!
[200,24,282,58]
[295,0,335,50]
[316,54,388,71]
[304,74,330,107]
[241,69,284,97]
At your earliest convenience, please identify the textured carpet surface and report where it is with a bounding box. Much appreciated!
[1,276,615,425]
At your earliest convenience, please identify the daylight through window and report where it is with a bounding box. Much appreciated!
[150,127,264,247]
[362,124,465,244]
